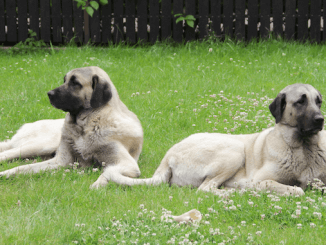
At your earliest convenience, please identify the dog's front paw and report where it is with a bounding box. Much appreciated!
[286,186,305,196]
[90,175,108,189]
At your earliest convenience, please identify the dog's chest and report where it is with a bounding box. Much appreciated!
[277,144,326,184]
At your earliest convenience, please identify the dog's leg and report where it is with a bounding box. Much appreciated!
[0,142,58,162]
[0,140,11,153]
[0,141,74,178]
[256,180,305,196]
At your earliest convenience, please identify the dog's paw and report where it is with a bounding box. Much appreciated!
[90,175,108,189]
[286,186,305,196]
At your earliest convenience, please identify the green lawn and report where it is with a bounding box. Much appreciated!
[1,40,326,244]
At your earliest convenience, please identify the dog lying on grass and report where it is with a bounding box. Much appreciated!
[105,84,326,196]
[0,66,143,189]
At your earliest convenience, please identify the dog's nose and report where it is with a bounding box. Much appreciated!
[314,114,324,124]
[47,90,55,98]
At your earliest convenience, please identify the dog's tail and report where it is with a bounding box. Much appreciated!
[107,155,173,186]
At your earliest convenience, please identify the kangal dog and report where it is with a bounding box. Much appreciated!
[106,84,326,196]
[0,66,143,189]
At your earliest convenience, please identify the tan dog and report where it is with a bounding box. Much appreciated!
[107,84,326,196]
[0,119,64,162]
[0,66,143,189]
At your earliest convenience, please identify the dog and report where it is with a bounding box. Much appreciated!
[105,84,326,196]
[0,119,64,162]
[0,66,143,189]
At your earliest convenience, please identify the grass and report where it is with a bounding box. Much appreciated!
[1,39,326,244]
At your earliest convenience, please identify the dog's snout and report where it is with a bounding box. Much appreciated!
[314,114,324,124]
[47,90,55,98]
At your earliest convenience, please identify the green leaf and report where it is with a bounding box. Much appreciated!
[89,1,99,10]
[174,13,183,17]
[186,20,194,28]
[176,16,184,24]
[185,15,196,21]
[86,6,94,17]
[99,0,108,5]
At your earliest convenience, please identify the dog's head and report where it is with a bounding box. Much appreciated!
[48,67,113,116]
[269,84,324,136]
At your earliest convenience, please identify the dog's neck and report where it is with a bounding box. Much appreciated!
[276,123,321,147]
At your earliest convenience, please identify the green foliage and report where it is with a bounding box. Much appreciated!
[175,13,196,28]
[74,0,108,17]
[5,30,48,55]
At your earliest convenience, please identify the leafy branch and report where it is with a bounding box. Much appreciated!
[74,0,108,17]
[174,14,196,28]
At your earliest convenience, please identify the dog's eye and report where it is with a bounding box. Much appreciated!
[316,97,322,105]
[70,79,82,88]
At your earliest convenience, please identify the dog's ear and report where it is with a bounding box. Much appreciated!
[269,93,286,124]
[90,75,112,108]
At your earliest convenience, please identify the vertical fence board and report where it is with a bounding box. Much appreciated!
[137,0,148,42]
[260,0,271,38]
[7,0,17,42]
[73,1,83,43]
[28,0,39,39]
[285,0,296,40]
[40,0,51,42]
[0,0,4,42]
[297,0,308,41]
[185,0,196,41]
[310,0,321,42]
[90,0,101,43]
[101,0,112,43]
[149,0,160,43]
[247,0,258,41]
[223,0,234,38]
[52,0,62,43]
[173,0,183,42]
[62,0,73,42]
[198,0,209,39]
[17,0,28,42]
[235,0,245,40]
[210,0,221,36]
[272,0,283,38]
[161,0,172,40]
[113,0,124,43]
[126,0,136,43]
[323,0,326,42]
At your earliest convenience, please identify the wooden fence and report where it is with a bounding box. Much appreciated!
[0,0,326,45]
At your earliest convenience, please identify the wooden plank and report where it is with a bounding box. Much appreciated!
[173,0,183,42]
[185,0,196,41]
[28,0,39,39]
[235,0,245,40]
[113,0,123,43]
[210,0,221,36]
[0,0,4,42]
[6,0,17,42]
[52,0,62,43]
[285,0,296,40]
[40,0,51,42]
[90,0,101,43]
[137,0,148,42]
[223,0,234,38]
[310,0,321,43]
[149,0,160,43]
[260,0,271,39]
[62,0,73,43]
[198,0,209,39]
[323,0,326,42]
[101,0,112,43]
[272,0,283,38]
[17,0,28,42]
[297,0,308,42]
[125,0,136,43]
[161,0,172,40]
[73,1,84,43]
[247,0,258,41]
